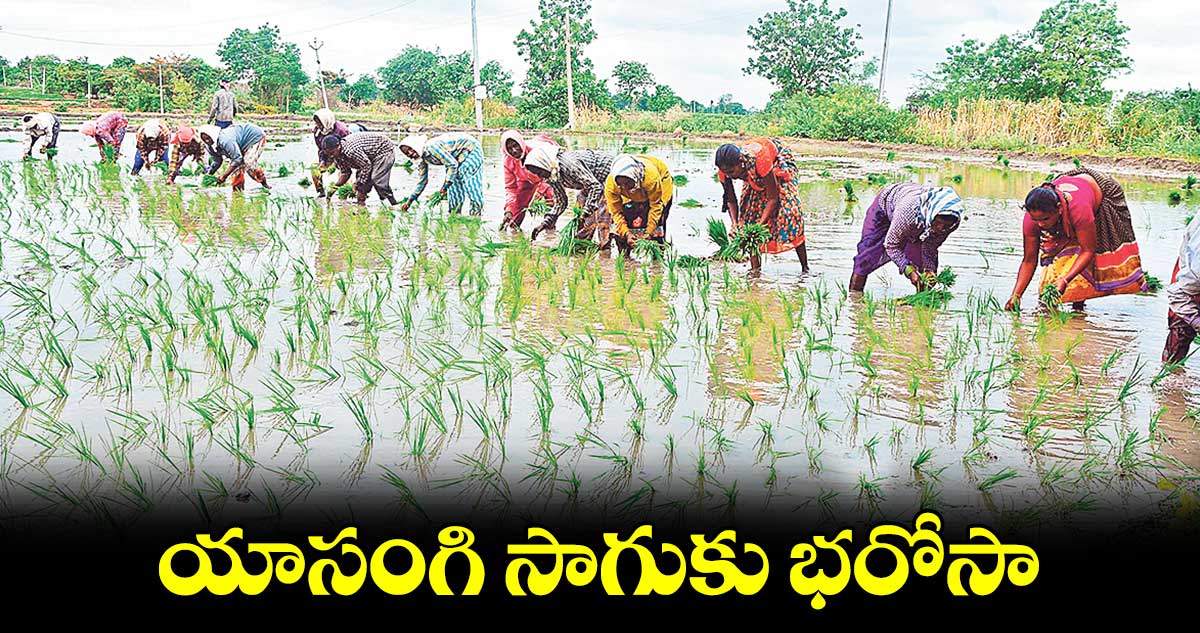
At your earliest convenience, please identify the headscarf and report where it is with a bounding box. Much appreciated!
[20,114,36,130]
[399,134,428,160]
[313,108,336,135]
[197,125,222,148]
[610,154,645,190]
[79,121,96,137]
[171,125,195,145]
[501,130,526,160]
[918,186,965,241]
[141,119,162,139]
[714,144,741,169]
[524,144,560,182]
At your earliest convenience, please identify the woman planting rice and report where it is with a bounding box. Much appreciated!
[79,111,128,163]
[165,125,212,185]
[1005,167,1147,311]
[1163,219,1200,364]
[131,118,171,175]
[715,138,809,273]
[604,154,674,255]
[524,144,617,244]
[20,112,60,160]
[398,133,485,216]
[311,108,368,197]
[500,130,558,230]
[320,133,399,206]
[201,122,270,191]
[850,183,964,292]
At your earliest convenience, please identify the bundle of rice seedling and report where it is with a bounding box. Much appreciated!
[899,289,953,308]
[1040,284,1063,310]
[427,191,446,207]
[632,238,665,262]
[336,184,355,199]
[676,255,708,268]
[298,177,312,188]
[278,165,291,178]
[936,267,957,288]
[733,223,771,260]
[707,218,743,261]
[201,174,220,187]
[526,198,551,217]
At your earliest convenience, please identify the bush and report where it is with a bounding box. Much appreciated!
[765,85,915,143]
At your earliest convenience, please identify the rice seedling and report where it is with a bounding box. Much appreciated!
[979,468,1018,492]
[843,181,858,202]
[679,198,703,208]
[341,393,373,443]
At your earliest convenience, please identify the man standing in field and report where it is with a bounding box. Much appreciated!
[208,79,237,129]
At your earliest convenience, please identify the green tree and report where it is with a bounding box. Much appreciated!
[481,61,514,104]
[378,46,455,106]
[1031,0,1131,104]
[644,84,683,112]
[340,75,380,106]
[217,24,309,112]
[912,0,1131,107]
[612,60,654,108]
[744,0,863,96]
[514,0,611,126]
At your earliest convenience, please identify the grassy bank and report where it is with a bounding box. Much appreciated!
[6,86,1200,165]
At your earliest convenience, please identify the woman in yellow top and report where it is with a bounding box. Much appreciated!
[604,154,674,255]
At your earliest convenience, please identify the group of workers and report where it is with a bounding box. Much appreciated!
[22,80,270,190]
[15,92,1200,367]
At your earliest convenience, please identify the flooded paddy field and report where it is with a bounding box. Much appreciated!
[1,130,1198,541]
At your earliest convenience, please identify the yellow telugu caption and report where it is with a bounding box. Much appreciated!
[159,512,1038,606]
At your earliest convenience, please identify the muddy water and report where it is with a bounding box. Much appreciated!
[1,129,1199,538]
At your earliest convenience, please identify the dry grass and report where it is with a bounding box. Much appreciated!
[912,98,1109,151]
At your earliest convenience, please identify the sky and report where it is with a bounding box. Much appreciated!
[0,0,1196,109]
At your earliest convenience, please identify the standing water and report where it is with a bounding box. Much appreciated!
[0,130,1198,539]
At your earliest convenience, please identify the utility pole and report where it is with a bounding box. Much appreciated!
[158,63,165,113]
[87,74,92,108]
[565,7,576,129]
[878,0,894,102]
[471,0,483,130]
[41,66,46,94]
[310,39,329,109]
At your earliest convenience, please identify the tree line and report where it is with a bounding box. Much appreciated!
[1,0,1195,142]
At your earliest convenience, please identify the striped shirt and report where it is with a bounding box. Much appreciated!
[552,149,616,217]
[411,133,482,199]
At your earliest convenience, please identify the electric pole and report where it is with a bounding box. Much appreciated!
[565,7,576,130]
[158,63,165,113]
[471,0,484,130]
[878,0,894,102]
[310,39,329,109]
